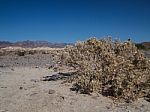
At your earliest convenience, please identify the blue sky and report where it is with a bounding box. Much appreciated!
[0,0,150,43]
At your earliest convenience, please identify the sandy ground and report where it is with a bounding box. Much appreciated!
[0,53,150,112]
[0,54,54,68]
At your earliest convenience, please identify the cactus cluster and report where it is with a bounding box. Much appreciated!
[58,38,150,102]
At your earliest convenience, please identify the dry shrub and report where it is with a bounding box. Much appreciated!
[59,37,150,102]
[16,50,25,56]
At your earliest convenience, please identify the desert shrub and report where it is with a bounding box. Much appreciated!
[59,37,150,102]
[16,50,25,56]
[135,43,146,50]
[28,50,37,55]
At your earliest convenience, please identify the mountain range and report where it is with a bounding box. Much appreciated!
[0,40,150,49]
[0,40,74,48]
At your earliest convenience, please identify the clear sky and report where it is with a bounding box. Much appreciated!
[0,0,150,43]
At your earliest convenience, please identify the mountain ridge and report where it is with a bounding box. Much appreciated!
[0,40,74,48]
[0,40,150,49]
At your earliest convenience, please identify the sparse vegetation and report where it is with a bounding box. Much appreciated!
[16,50,25,56]
[57,38,150,103]
[135,43,146,50]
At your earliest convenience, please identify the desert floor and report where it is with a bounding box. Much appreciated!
[0,53,150,112]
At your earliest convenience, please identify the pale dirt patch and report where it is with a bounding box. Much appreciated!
[0,67,150,112]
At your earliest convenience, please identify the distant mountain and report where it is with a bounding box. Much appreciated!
[0,40,74,48]
[135,42,150,50]
[142,42,150,49]
[0,40,150,49]
[0,41,13,48]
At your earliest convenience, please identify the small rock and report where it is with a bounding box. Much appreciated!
[106,105,110,109]
[0,64,5,67]
[30,79,39,82]
[19,86,23,90]
[48,65,54,69]
[1,86,7,88]
[140,104,145,108]
[48,89,55,94]
[60,96,65,100]
[11,68,14,71]
[35,66,39,68]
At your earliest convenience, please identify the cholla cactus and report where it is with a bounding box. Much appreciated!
[58,37,150,102]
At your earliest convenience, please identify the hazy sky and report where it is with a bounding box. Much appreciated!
[0,0,150,43]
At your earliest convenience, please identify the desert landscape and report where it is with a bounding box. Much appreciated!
[1,0,150,111]
[0,39,150,112]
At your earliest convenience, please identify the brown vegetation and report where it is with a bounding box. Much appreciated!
[57,38,150,103]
